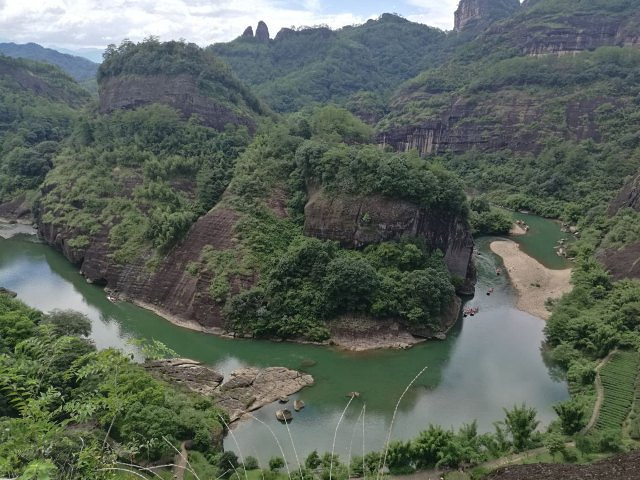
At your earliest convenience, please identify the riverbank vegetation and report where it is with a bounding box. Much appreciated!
[0,294,228,479]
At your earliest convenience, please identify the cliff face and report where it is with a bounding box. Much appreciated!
[599,173,640,281]
[38,205,252,330]
[608,173,640,215]
[454,0,520,32]
[98,74,256,132]
[487,12,640,56]
[303,190,475,290]
[379,94,607,155]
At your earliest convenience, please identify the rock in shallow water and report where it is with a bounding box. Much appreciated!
[145,359,313,422]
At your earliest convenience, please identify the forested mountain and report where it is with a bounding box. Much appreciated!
[211,14,448,113]
[3,0,640,477]
[35,39,471,345]
[0,42,99,82]
[0,55,90,211]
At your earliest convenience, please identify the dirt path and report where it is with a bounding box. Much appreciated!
[173,441,188,480]
[584,349,618,433]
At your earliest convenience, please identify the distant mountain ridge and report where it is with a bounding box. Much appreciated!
[0,42,98,82]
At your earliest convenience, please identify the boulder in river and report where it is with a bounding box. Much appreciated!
[293,399,305,411]
[276,409,292,422]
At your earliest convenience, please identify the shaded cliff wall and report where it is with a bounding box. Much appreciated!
[98,74,256,132]
[487,12,640,56]
[38,206,252,329]
[379,95,607,155]
[303,190,474,282]
[599,172,640,281]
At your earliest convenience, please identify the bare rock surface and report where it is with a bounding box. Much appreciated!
[145,359,313,422]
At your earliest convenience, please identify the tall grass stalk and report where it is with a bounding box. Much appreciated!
[246,412,293,480]
[163,435,201,480]
[219,414,250,480]
[330,394,356,480]
[347,404,366,477]
[284,414,304,478]
[377,365,428,480]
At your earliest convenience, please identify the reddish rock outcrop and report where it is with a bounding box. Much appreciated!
[599,172,640,281]
[303,190,475,290]
[39,206,250,330]
[0,196,31,222]
[380,95,610,155]
[98,74,256,132]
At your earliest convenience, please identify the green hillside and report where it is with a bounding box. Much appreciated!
[211,14,447,112]
[0,55,90,204]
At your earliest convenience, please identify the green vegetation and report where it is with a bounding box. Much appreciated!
[596,351,640,432]
[383,45,640,219]
[41,104,250,260]
[0,42,98,83]
[211,14,447,112]
[468,198,512,235]
[99,39,267,117]
[209,108,465,340]
[0,294,227,479]
[0,55,90,203]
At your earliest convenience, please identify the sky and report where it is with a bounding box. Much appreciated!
[0,0,461,56]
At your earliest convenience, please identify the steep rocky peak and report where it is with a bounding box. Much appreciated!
[256,21,270,41]
[454,0,520,31]
[241,26,254,38]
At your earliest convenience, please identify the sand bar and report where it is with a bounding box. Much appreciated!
[490,239,572,320]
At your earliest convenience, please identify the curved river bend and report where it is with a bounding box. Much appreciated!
[0,214,569,464]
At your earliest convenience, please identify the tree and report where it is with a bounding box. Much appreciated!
[503,404,540,451]
[412,425,453,468]
[305,450,321,470]
[544,433,567,460]
[41,310,91,337]
[269,456,285,472]
[553,400,586,435]
[385,440,414,474]
[217,451,240,478]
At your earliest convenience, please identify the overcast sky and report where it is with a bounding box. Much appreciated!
[0,0,461,52]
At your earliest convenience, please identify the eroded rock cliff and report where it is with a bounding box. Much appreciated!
[599,173,640,281]
[38,205,250,330]
[99,74,256,132]
[303,190,475,290]
[379,95,609,155]
[454,0,520,32]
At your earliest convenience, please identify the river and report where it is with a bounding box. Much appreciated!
[0,217,569,465]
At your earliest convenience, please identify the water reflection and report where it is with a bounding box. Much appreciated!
[0,233,569,464]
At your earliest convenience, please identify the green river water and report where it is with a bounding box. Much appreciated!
[0,218,569,465]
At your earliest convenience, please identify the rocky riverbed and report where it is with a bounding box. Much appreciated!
[145,358,314,422]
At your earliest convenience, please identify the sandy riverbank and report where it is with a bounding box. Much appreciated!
[490,240,572,320]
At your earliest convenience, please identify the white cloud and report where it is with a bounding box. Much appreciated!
[0,0,463,50]
[405,0,459,30]
[0,0,371,49]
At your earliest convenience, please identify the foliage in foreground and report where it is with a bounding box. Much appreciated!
[0,294,226,479]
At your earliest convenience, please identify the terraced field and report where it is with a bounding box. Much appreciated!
[594,350,640,432]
